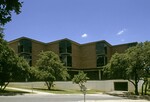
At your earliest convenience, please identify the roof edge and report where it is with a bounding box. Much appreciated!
[112,42,138,47]
[8,36,46,44]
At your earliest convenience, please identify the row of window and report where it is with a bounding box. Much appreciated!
[59,40,108,67]
[18,39,108,67]
[59,55,107,67]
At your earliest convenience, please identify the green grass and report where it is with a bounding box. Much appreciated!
[33,88,81,94]
[8,84,102,94]
[31,88,102,94]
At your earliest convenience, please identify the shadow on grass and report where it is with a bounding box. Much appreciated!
[0,90,30,96]
[33,88,64,91]
[32,88,80,94]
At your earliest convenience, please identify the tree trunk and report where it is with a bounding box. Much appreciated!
[144,81,148,95]
[135,82,139,95]
[0,82,9,91]
[128,79,139,95]
[45,81,53,90]
[134,69,139,95]
[141,81,146,95]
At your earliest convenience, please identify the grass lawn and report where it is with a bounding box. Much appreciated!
[31,88,102,94]
[8,83,102,94]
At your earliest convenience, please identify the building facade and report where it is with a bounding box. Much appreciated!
[8,37,137,80]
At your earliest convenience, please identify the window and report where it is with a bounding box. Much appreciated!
[96,42,107,55]
[60,55,72,67]
[114,82,128,91]
[97,55,107,67]
[59,40,72,54]
[18,39,32,66]
[18,39,32,53]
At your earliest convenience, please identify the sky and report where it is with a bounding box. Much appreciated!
[4,0,150,45]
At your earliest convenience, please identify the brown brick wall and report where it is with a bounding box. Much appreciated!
[8,38,136,69]
[72,43,81,68]
[111,45,129,56]
[46,42,59,55]
[32,41,46,66]
[80,43,97,68]
[9,41,19,54]
[106,46,112,62]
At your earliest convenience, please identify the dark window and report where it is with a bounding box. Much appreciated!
[18,39,32,53]
[60,55,72,67]
[114,82,128,91]
[67,55,72,67]
[96,42,107,55]
[104,46,107,54]
[60,55,67,66]
[97,55,107,67]
[59,40,72,54]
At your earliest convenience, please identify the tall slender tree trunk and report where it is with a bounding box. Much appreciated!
[135,82,139,95]
[141,81,146,95]
[134,69,139,95]
[144,81,148,95]
[134,74,139,95]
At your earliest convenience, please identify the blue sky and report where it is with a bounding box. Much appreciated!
[4,0,150,45]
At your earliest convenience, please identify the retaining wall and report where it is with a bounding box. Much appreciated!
[9,80,143,92]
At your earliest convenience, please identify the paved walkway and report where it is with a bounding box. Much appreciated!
[79,100,149,102]
[6,87,149,102]
[6,87,54,95]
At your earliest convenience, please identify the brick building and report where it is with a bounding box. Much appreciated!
[8,37,137,80]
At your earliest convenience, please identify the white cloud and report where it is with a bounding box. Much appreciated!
[117,29,127,35]
[81,33,88,38]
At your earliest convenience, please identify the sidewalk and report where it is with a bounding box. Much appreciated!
[6,87,54,95]
[79,100,149,102]
[6,87,149,102]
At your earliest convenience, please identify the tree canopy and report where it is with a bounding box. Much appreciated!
[32,51,69,90]
[72,71,89,92]
[0,36,30,91]
[72,71,89,86]
[0,0,29,91]
[0,0,22,25]
[104,41,150,95]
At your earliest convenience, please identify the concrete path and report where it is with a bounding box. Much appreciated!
[5,87,149,102]
[79,100,149,102]
[6,87,54,95]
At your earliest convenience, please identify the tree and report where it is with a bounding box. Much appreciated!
[0,0,22,25]
[126,45,144,95]
[32,51,69,90]
[140,42,150,95]
[104,42,150,95]
[72,71,89,102]
[0,0,26,91]
[72,71,89,91]
[0,35,30,91]
[104,53,128,79]
[0,27,4,38]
